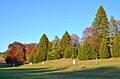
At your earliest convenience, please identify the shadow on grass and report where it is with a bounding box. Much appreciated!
[0,63,12,68]
[0,65,120,79]
[49,66,120,79]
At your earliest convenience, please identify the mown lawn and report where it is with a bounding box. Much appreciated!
[0,58,120,79]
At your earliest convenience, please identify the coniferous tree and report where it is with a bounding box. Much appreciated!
[92,6,109,40]
[53,50,61,59]
[78,39,90,60]
[75,43,79,56]
[52,36,61,59]
[82,39,90,60]
[29,53,34,63]
[33,51,40,63]
[78,44,84,60]
[71,50,77,59]
[35,34,51,62]
[112,34,120,57]
[89,41,98,59]
[99,38,110,58]
[47,52,52,60]
[109,16,118,35]
[64,45,73,58]
[108,16,118,57]
[60,31,72,57]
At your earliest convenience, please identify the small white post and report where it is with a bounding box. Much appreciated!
[29,62,32,65]
[13,63,15,67]
[42,62,44,65]
[73,59,76,65]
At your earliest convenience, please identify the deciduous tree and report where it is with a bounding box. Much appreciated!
[5,42,26,65]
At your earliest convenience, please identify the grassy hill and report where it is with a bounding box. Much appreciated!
[0,58,120,79]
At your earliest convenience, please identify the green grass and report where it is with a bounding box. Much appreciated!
[0,58,120,79]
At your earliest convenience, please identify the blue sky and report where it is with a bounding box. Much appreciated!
[0,0,120,52]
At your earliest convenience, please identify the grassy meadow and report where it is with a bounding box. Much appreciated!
[0,58,120,79]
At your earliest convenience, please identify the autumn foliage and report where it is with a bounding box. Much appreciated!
[5,42,26,65]
[5,42,37,65]
[25,43,37,60]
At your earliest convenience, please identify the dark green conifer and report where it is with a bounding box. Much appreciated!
[47,52,52,60]
[112,34,120,57]
[99,38,110,58]
[64,45,73,58]
[52,36,61,59]
[92,5,109,41]
[29,53,34,63]
[60,31,72,57]
[89,41,98,59]
[35,34,51,63]
[78,44,83,60]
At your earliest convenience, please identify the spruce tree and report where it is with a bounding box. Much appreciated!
[112,34,120,57]
[78,44,84,60]
[64,45,73,58]
[29,53,34,63]
[109,16,118,35]
[52,36,61,59]
[60,31,72,57]
[71,50,77,59]
[99,38,110,58]
[92,5,109,41]
[89,41,98,59]
[35,34,51,62]
[47,52,52,60]
[108,16,118,57]
[33,52,40,63]
[53,50,61,59]
[78,39,89,60]
[82,39,89,60]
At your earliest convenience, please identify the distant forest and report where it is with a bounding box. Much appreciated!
[4,6,120,65]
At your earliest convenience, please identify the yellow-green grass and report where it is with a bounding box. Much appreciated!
[0,58,120,79]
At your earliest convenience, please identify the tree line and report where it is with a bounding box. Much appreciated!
[5,5,120,65]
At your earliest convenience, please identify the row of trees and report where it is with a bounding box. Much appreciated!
[5,5,120,65]
[78,6,120,60]
[29,31,77,63]
[30,6,120,63]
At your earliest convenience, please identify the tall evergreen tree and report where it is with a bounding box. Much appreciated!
[89,41,98,59]
[33,51,40,63]
[78,44,84,60]
[53,49,61,59]
[82,39,90,60]
[60,31,72,57]
[47,52,52,60]
[99,38,110,59]
[92,6,109,40]
[64,45,73,58]
[78,39,90,60]
[71,50,77,59]
[52,36,61,59]
[35,34,51,62]
[29,53,34,63]
[108,16,118,56]
[112,34,120,57]
[109,16,118,35]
